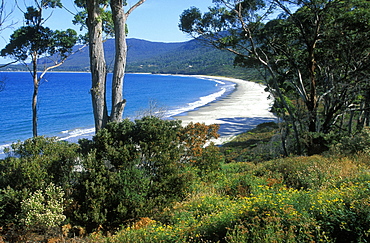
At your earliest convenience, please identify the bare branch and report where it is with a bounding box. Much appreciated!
[0,0,16,32]
[0,60,18,68]
[126,0,146,16]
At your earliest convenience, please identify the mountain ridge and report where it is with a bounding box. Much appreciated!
[0,38,261,80]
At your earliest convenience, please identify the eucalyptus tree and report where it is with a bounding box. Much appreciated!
[180,0,370,155]
[74,0,146,132]
[1,0,78,137]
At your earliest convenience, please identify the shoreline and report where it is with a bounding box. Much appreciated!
[173,75,277,144]
[0,74,275,154]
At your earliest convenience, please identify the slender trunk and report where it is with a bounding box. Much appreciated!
[32,54,38,137]
[364,89,370,127]
[87,0,108,132]
[307,55,318,134]
[110,0,127,122]
[32,83,38,137]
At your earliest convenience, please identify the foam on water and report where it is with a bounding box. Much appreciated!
[58,127,96,142]
[166,87,229,117]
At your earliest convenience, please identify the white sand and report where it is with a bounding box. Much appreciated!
[173,75,277,144]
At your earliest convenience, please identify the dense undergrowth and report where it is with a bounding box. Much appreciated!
[1,118,370,242]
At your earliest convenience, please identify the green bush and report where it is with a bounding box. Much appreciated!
[104,154,370,243]
[71,152,150,232]
[0,187,30,226]
[74,117,221,231]
[331,127,370,155]
[20,183,66,231]
[1,136,79,191]
[257,155,360,190]
[0,137,79,227]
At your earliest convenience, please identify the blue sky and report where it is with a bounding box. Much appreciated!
[0,0,213,63]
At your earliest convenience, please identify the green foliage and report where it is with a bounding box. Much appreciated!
[71,152,149,232]
[105,155,370,243]
[0,187,30,226]
[331,127,370,155]
[74,117,221,231]
[221,122,282,163]
[73,0,119,38]
[1,26,52,60]
[1,136,79,191]
[3,117,370,242]
[1,2,77,62]
[0,137,79,228]
[180,0,370,155]
[259,155,361,190]
[20,183,66,231]
[194,143,224,175]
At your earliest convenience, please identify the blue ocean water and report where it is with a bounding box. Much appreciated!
[0,72,235,153]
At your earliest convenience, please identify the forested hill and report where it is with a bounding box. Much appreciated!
[1,38,261,80]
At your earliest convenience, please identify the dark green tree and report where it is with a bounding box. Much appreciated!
[1,0,78,137]
[180,0,370,155]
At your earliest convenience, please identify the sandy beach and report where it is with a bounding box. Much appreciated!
[173,75,277,144]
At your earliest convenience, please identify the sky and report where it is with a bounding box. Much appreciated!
[0,0,214,63]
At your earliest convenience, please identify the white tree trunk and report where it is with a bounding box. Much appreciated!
[87,0,108,132]
[110,0,127,122]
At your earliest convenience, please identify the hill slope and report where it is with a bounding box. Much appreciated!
[1,38,261,80]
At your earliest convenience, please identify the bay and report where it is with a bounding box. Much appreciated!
[0,72,235,153]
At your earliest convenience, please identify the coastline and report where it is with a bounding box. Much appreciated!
[0,73,275,157]
[173,75,277,144]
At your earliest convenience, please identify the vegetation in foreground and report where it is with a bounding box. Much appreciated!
[0,118,370,242]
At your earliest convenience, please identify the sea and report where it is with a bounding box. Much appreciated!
[0,72,235,156]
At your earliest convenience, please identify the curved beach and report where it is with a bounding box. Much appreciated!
[173,75,277,144]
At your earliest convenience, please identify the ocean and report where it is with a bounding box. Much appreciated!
[0,72,235,155]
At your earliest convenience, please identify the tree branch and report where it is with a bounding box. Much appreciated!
[126,0,146,16]
[0,60,18,68]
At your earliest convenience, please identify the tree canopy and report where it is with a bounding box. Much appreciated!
[180,0,370,155]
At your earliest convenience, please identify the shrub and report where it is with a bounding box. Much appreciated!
[20,183,66,231]
[1,136,79,191]
[0,137,79,227]
[0,186,30,227]
[258,155,360,190]
[71,152,150,232]
[68,153,370,242]
[74,117,221,231]
[220,122,282,163]
[331,127,370,155]
[179,122,220,162]
[193,143,224,175]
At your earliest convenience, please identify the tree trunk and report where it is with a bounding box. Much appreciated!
[110,0,127,122]
[86,0,108,132]
[32,54,38,137]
